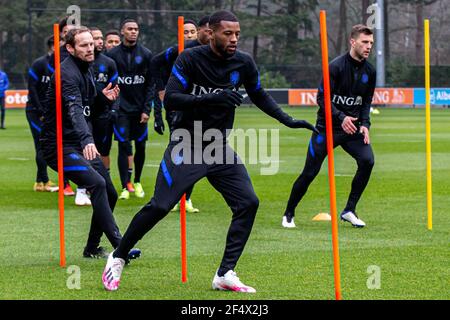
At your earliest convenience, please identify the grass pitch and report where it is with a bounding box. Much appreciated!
[0,107,448,300]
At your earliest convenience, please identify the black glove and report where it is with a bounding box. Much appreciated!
[284,117,319,134]
[199,88,244,109]
[154,114,165,135]
[153,97,164,135]
[109,109,119,124]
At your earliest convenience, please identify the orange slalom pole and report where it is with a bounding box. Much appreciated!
[53,24,66,267]
[178,16,187,283]
[319,11,342,300]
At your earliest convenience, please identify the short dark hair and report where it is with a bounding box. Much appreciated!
[350,24,373,39]
[89,27,101,32]
[184,19,198,28]
[58,17,69,33]
[105,30,120,38]
[65,26,92,47]
[209,10,238,30]
[46,35,54,49]
[120,19,139,30]
[198,15,210,27]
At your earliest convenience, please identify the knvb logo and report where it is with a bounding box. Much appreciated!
[332,95,363,106]
[118,75,145,85]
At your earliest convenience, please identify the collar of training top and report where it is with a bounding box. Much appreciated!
[121,42,137,51]
[206,44,238,61]
[346,52,366,67]
[69,54,91,71]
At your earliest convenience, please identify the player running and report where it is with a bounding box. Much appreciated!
[151,15,211,213]
[282,25,376,229]
[102,11,317,293]
[41,27,140,260]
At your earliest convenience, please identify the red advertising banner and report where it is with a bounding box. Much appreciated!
[372,88,414,105]
[5,90,28,108]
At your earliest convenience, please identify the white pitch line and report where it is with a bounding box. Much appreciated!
[8,158,29,161]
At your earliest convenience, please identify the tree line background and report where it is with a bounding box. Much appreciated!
[0,0,449,89]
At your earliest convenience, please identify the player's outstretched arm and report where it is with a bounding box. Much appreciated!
[248,89,319,134]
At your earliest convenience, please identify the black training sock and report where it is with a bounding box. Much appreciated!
[217,268,230,277]
[134,141,146,183]
[118,142,130,189]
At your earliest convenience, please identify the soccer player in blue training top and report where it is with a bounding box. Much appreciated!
[107,19,164,200]
[104,30,121,52]
[41,27,141,261]
[282,25,376,229]
[102,10,317,293]
[151,15,211,213]
[89,27,119,182]
[26,36,58,192]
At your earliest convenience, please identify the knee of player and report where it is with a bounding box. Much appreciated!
[244,194,259,212]
[119,142,133,155]
[135,141,146,152]
[92,175,107,189]
[300,169,319,182]
[149,199,171,216]
[359,155,375,169]
[109,188,118,202]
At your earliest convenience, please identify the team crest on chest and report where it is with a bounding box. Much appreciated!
[230,71,240,86]
[135,56,143,64]
[361,73,369,84]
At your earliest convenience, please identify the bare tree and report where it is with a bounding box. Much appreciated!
[336,0,348,54]
[362,0,370,23]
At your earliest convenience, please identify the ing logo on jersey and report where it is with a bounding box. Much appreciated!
[118,75,146,85]
[83,105,91,117]
[99,64,106,73]
[230,71,240,86]
[332,94,363,106]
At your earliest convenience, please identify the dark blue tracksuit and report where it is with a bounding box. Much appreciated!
[41,54,122,251]
[114,45,307,276]
[26,54,53,183]
[285,52,376,217]
[91,50,119,157]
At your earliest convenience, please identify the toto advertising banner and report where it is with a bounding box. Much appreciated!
[5,90,28,108]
